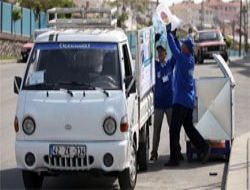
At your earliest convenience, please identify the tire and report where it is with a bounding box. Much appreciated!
[21,54,28,63]
[198,57,204,64]
[224,154,230,162]
[137,126,149,171]
[22,170,44,189]
[118,142,137,190]
[223,54,228,62]
[197,52,204,64]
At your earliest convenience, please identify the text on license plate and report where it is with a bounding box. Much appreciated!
[49,145,86,158]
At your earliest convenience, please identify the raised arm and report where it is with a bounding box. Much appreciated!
[167,31,181,60]
[168,55,176,70]
[175,36,181,51]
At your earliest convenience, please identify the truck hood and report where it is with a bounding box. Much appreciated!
[196,41,225,47]
[16,90,127,141]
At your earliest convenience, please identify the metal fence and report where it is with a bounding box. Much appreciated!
[0,1,47,38]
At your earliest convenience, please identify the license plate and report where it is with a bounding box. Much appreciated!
[49,144,86,158]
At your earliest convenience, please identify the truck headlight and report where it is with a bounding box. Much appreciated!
[103,117,116,136]
[22,117,36,135]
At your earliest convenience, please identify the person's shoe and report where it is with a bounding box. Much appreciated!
[178,154,184,161]
[150,154,158,161]
[164,160,179,167]
[202,145,211,164]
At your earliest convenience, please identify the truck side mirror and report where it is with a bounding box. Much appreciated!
[124,76,136,95]
[14,76,22,94]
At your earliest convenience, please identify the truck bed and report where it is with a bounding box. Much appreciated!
[139,90,154,129]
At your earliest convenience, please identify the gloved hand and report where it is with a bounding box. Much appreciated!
[166,23,172,32]
[155,33,161,43]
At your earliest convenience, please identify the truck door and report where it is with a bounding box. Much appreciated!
[122,43,138,130]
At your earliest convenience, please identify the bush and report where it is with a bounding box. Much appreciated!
[224,36,233,48]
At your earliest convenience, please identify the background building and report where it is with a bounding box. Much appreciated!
[170,0,249,37]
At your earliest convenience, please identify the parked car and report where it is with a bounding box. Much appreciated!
[194,29,228,64]
[21,42,33,62]
[20,29,50,62]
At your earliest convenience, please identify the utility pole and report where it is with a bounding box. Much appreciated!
[245,0,249,53]
[243,5,248,53]
[200,0,204,29]
[232,20,235,48]
[239,0,242,56]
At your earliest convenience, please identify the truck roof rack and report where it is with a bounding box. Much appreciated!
[47,7,117,29]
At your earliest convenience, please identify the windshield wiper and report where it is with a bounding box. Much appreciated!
[94,86,109,97]
[59,88,74,97]
[63,81,109,97]
[51,82,74,97]
[75,81,109,97]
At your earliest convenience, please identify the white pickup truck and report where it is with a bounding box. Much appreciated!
[13,7,154,190]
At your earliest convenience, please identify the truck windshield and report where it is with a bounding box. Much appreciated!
[198,31,222,42]
[24,42,121,90]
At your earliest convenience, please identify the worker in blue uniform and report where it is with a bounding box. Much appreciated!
[150,37,182,161]
[164,24,211,166]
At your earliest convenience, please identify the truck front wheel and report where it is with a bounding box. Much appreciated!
[118,143,137,190]
[22,170,44,189]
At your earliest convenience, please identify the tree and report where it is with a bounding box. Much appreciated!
[12,4,22,36]
[18,0,75,27]
[117,12,129,29]
[18,0,75,11]
[105,0,150,29]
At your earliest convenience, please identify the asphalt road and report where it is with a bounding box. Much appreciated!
[0,58,249,189]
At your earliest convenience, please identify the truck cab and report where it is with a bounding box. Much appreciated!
[14,7,154,190]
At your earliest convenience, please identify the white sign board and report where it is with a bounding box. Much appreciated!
[29,71,45,85]
[137,27,155,99]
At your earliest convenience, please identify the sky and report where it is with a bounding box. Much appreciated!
[161,0,233,6]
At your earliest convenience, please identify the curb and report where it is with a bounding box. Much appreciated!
[229,56,244,62]
[0,59,18,65]
[225,132,250,190]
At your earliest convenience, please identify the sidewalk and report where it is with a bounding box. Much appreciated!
[226,132,250,190]
[229,53,249,63]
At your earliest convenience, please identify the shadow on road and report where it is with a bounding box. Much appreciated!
[145,154,227,172]
[180,182,221,190]
[0,168,23,189]
[0,154,228,189]
[0,168,118,189]
[229,57,250,78]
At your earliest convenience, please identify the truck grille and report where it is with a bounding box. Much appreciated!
[44,155,94,170]
[207,46,220,51]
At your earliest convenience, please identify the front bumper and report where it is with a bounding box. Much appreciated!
[201,50,227,59]
[16,140,129,172]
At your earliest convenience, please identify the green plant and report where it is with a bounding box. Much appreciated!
[18,0,75,26]
[117,12,129,28]
[224,36,233,49]
[136,4,146,13]
[12,4,22,35]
